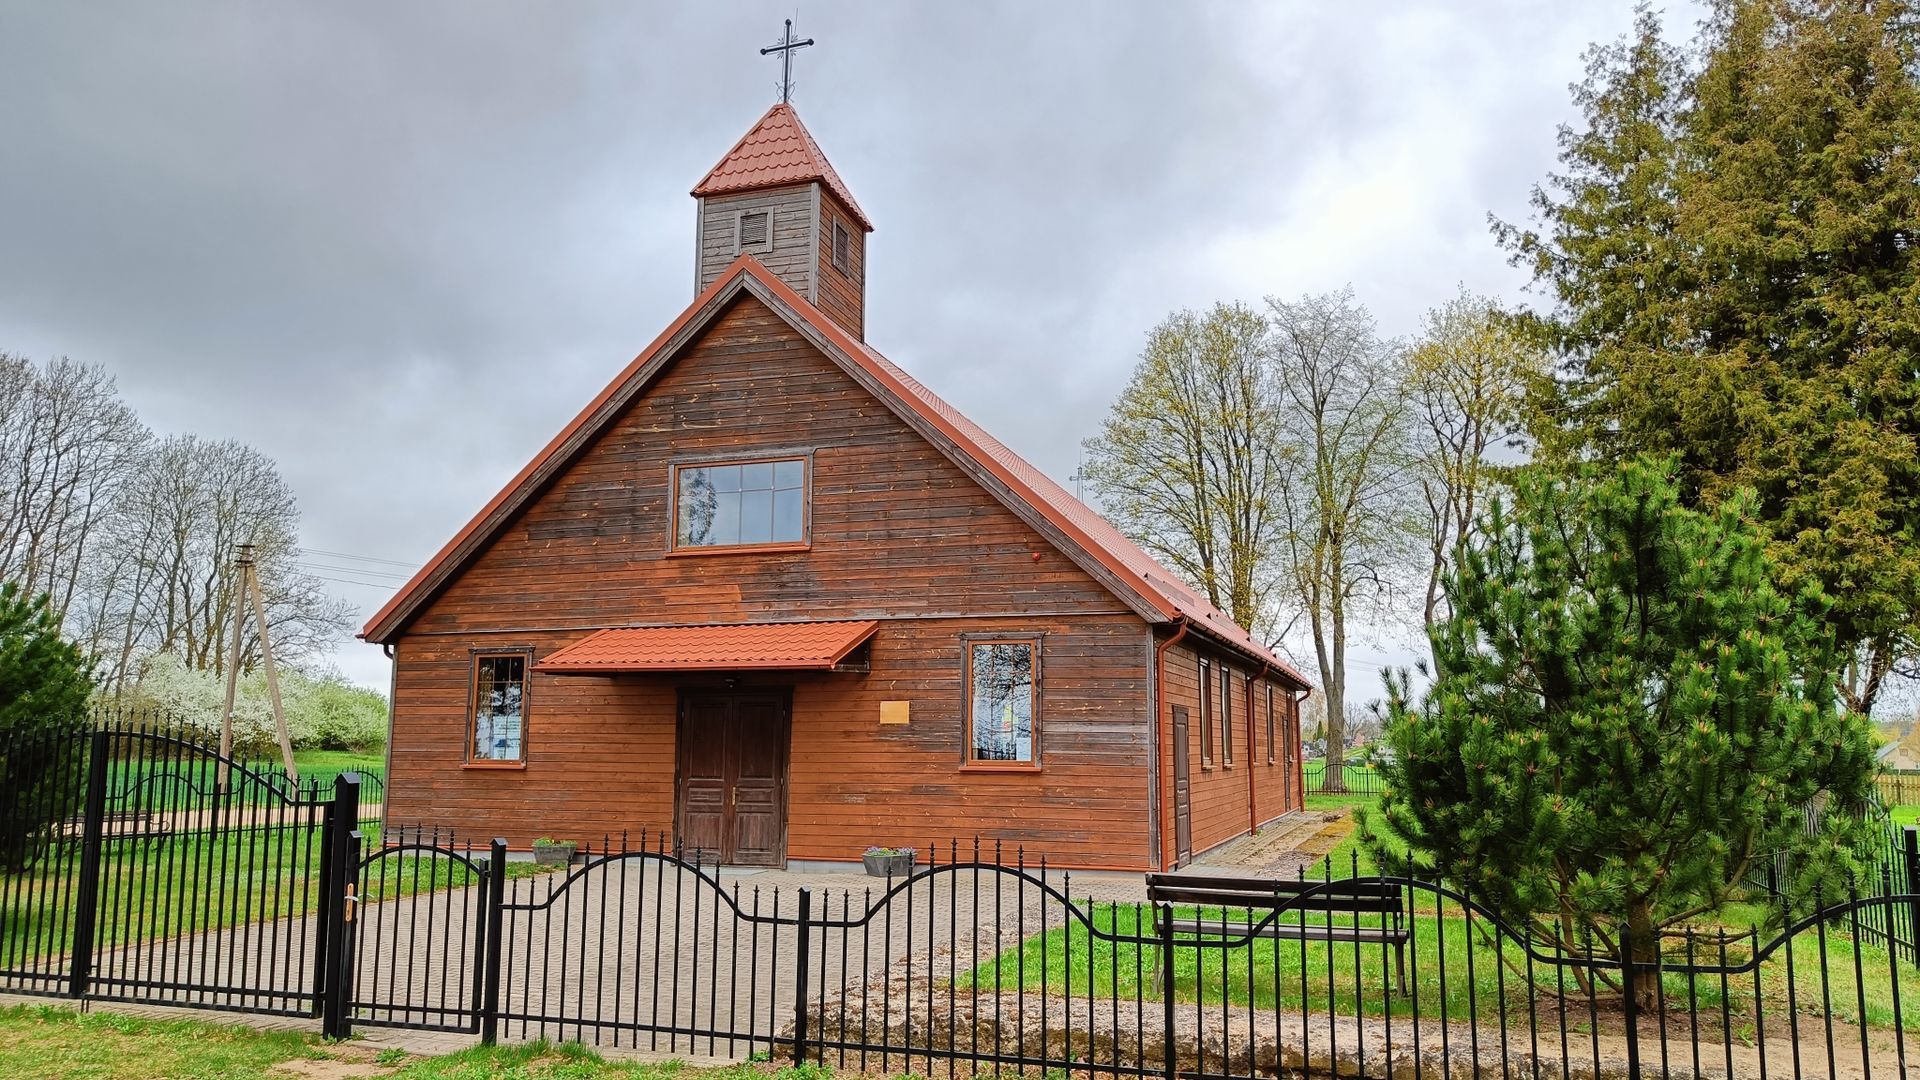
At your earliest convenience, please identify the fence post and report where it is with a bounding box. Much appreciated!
[66,729,111,1000]
[1904,827,1920,967]
[1620,927,1641,1080]
[479,838,507,1044]
[326,828,362,1039]
[1159,903,1178,1080]
[321,776,360,1039]
[792,887,813,1066]
[312,790,339,1015]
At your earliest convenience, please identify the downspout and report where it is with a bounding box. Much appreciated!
[1249,662,1271,830]
[380,640,398,842]
[1293,686,1313,810]
[1152,617,1191,871]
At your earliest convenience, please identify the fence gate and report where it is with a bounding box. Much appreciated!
[336,830,498,1037]
[0,724,363,1018]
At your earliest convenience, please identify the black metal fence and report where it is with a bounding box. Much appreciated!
[0,723,367,1017]
[1302,757,1387,797]
[329,831,1920,1080]
[10,724,1920,1079]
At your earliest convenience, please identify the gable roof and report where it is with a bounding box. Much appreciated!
[692,103,873,231]
[359,256,1308,688]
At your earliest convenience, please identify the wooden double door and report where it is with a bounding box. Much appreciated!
[676,689,790,867]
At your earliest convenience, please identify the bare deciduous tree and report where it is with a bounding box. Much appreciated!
[1269,290,1416,793]
[0,355,146,624]
[89,435,352,689]
[1403,289,1542,646]
[1082,303,1289,635]
[0,353,352,692]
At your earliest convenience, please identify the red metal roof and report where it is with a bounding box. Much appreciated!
[692,103,872,231]
[843,335,1300,681]
[536,620,879,674]
[359,256,1310,690]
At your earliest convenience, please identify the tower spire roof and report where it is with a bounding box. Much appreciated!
[692,103,872,231]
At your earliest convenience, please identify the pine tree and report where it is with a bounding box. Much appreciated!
[1366,459,1878,976]
[0,582,97,870]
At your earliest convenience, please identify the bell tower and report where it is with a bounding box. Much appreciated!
[692,104,873,340]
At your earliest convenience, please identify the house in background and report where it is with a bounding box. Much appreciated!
[361,104,1312,871]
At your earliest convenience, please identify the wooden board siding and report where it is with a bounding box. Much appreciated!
[385,294,1153,867]
[1153,633,1302,868]
[698,184,816,298]
[814,191,865,339]
[385,613,1151,867]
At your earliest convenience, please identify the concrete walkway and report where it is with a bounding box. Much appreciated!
[1189,809,1355,876]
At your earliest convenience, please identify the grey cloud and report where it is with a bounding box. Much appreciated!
[0,1,1685,692]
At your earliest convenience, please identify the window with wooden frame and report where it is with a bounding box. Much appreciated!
[1265,683,1277,765]
[1199,658,1214,766]
[1220,665,1235,766]
[671,457,808,551]
[964,638,1039,767]
[737,209,772,254]
[832,221,851,275]
[468,652,529,765]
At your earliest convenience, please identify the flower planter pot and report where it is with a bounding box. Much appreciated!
[862,850,915,877]
[533,844,577,867]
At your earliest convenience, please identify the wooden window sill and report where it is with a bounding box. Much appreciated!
[463,761,527,771]
[959,762,1043,774]
[665,542,811,558]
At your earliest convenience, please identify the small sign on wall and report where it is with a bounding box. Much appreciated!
[879,700,910,725]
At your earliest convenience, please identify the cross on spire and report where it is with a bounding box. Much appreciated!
[760,18,814,105]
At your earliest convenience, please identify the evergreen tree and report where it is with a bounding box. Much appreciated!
[0,582,96,870]
[1499,0,1920,714]
[1366,459,1878,976]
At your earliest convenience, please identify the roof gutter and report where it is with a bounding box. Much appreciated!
[1152,616,1191,871]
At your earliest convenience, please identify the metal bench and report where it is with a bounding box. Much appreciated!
[1145,872,1409,990]
[56,809,174,848]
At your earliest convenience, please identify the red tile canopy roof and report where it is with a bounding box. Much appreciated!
[534,620,879,674]
[692,103,872,231]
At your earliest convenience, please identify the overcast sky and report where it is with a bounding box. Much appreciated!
[0,2,1700,699]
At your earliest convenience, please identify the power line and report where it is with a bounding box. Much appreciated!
[295,547,418,569]
[296,561,413,581]
[307,573,405,591]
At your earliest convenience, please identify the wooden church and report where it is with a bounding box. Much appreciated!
[362,100,1312,871]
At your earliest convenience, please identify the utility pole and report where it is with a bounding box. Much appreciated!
[247,552,299,785]
[217,545,248,793]
[216,543,299,791]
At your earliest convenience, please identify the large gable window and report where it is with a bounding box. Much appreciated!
[672,457,808,551]
[469,652,528,765]
[966,639,1039,767]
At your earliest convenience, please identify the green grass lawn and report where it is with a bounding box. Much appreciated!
[961,895,1920,1034]
[0,1003,808,1079]
[1,825,554,964]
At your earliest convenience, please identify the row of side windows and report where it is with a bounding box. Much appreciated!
[461,638,1044,769]
[1198,657,1292,769]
